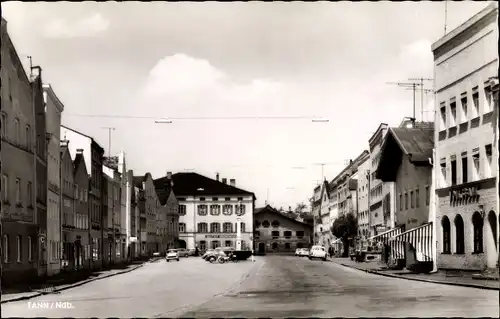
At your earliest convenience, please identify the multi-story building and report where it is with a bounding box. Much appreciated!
[73,148,90,269]
[432,2,499,271]
[253,205,313,254]
[310,185,322,245]
[1,17,38,285]
[154,173,255,251]
[368,123,396,236]
[117,152,133,261]
[357,152,372,239]
[43,84,64,276]
[318,180,333,250]
[103,162,118,264]
[135,186,147,257]
[134,173,158,255]
[154,172,179,251]
[60,126,105,270]
[60,141,76,271]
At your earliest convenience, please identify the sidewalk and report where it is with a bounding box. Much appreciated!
[331,257,499,291]
[1,262,145,304]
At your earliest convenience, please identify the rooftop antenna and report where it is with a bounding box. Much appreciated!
[408,77,433,121]
[386,81,423,120]
[444,0,448,35]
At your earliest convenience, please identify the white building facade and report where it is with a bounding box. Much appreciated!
[43,84,64,276]
[432,3,499,270]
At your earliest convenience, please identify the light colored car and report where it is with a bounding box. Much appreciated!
[166,249,180,262]
[295,248,302,256]
[177,248,189,257]
[309,245,328,261]
[298,248,309,257]
[188,248,196,256]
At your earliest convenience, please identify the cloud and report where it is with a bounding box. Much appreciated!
[43,13,109,39]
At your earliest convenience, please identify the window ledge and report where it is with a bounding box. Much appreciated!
[441,252,451,255]
[471,251,484,255]
[453,253,465,255]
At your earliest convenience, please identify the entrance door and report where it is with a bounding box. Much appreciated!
[258,242,266,254]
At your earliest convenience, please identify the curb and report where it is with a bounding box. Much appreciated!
[339,262,500,291]
[1,264,144,304]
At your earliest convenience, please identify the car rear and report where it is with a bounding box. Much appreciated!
[309,246,327,260]
[166,249,180,262]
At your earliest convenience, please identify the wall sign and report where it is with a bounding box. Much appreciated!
[449,185,479,204]
[205,234,237,239]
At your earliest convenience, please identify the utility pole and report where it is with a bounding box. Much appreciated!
[101,127,116,157]
[444,0,448,35]
[409,78,433,121]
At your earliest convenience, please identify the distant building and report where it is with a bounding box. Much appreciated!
[432,2,499,271]
[154,173,255,252]
[253,205,313,254]
[73,148,90,269]
[357,152,372,238]
[60,141,76,271]
[154,172,180,251]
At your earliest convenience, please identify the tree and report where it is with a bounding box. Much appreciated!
[330,212,358,257]
[294,202,307,214]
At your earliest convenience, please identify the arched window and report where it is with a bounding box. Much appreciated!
[454,215,464,254]
[262,220,270,228]
[441,216,451,253]
[472,212,483,253]
[271,220,280,228]
[487,211,497,249]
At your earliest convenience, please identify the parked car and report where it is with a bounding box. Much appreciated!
[177,248,189,257]
[166,249,180,262]
[309,245,328,261]
[204,247,233,263]
[297,248,309,257]
[202,249,215,259]
[188,248,196,256]
[295,248,301,256]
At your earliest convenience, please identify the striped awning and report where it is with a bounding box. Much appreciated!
[389,222,434,262]
[369,227,403,243]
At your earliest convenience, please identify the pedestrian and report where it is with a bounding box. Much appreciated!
[195,247,199,257]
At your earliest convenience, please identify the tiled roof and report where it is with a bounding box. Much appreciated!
[254,205,313,227]
[73,153,84,174]
[153,172,255,198]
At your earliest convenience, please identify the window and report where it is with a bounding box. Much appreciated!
[425,186,430,206]
[3,235,8,262]
[472,150,480,181]
[15,178,21,204]
[223,222,233,233]
[0,112,6,138]
[16,235,22,262]
[399,193,403,211]
[485,144,493,177]
[199,197,205,201]
[210,204,220,216]
[439,103,446,129]
[461,154,468,184]
[450,101,457,126]
[254,231,260,239]
[28,236,32,261]
[178,205,186,215]
[484,85,492,112]
[459,95,468,122]
[199,241,206,251]
[404,192,408,210]
[470,88,477,116]
[179,223,186,233]
[241,222,246,233]
[454,215,465,254]
[255,220,261,228]
[25,125,31,149]
[211,241,220,249]
[225,240,232,247]
[1,174,7,202]
[415,188,420,208]
[450,157,457,186]
[272,242,278,250]
[235,204,246,216]
[223,204,233,215]
[271,220,280,228]
[262,220,270,228]
[212,197,218,201]
[197,204,207,216]
[410,191,414,209]
[284,231,292,239]
[210,222,220,233]
[296,231,304,238]
[472,212,483,253]
[14,118,20,144]
[440,159,447,187]
[272,231,279,239]
[441,216,451,254]
[285,243,291,249]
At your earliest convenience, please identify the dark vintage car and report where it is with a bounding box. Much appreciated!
[204,247,252,262]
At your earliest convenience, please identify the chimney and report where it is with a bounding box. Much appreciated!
[76,148,84,154]
[230,179,235,187]
[222,178,227,184]
[216,172,219,182]
[167,172,172,179]
[349,159,353,165]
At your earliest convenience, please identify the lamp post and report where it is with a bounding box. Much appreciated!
[236,200,242,251]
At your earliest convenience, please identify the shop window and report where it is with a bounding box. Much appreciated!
[271,242,278,250]
[472,212,483,253]
[454,215,465,254]
[441,216,451,254]
[211,241,220,249]
[199,241,206,251]
[225,240,232,247]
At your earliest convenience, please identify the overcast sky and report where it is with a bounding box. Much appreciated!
[2,1,492,209]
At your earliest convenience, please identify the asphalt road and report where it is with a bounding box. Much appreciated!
[182,256,500,318]
[3,255,499,318]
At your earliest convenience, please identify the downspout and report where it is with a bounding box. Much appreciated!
[429,149,438,273]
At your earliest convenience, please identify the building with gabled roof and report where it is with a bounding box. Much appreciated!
[153,172,256,252]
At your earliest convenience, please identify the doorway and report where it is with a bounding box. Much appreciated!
[258,242,266,254]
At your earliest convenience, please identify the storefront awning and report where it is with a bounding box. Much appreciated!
[389,222,432,242]
[369,227,403,242]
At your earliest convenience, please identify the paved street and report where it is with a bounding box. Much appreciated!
[3,256,499,318]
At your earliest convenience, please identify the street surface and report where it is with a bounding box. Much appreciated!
[3,256,499,318]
